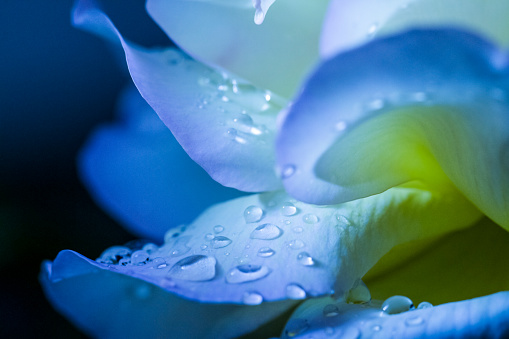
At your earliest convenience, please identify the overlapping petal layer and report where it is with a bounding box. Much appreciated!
[146,0,330,98]
[73,0,282,192]
[79,85,245,240]
[40,250,295,339]
[321,0,509,58]
[277,29,509,229]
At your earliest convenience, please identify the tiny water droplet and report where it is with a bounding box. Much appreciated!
[372,325,382,331]
[286,283,306,299]
[250,223,283,240]
[281,164,296,179]
[243,291,263,305]
[285,319,309,338]
[226,264,271,284]
[367,23,379,37]
[297,252,315,266]
[131,250,150,265]
[167,255,216,282]
[292,226,303,233]
[346,279,371,304]
[244,205,264,223]
[417,301,433,309]
[142,243,158,254]
[323,304,340,317]
[382,295,414,315]
[257,247,275,257]
[405,316,424,326]
[303,213,318,224]
[226,128,238,140]
[213,225,224,233]
[169,236,192,258]
[200,244,208,250]
[287,239,305,250]
[204,233,214,240]
[280,202,297,216]
[151,257,167,269]
[211,236,232,249]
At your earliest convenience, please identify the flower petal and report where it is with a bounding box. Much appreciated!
[89,186,478,304]
[366,217,509,305]
[277,29,509,229]
[73,0,283,192]
[321,0,509,58]
[146,0,330,98]
[41,250,295,338]
[79,85,245,240]
[280,292,509,338]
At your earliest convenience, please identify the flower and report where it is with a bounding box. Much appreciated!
[41,0,509,338]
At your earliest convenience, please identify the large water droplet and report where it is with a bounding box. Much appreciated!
[213,225,224,234]
[417,301,433,309]
[211,236,232,249]
[243,291,263,305]
[131,250,150,265]
[323,304,340,317]
[280,202,297,216]
[225,264,271,284]
[281,164,296,179]
[286,283,306,299]
[285,318,309,338]
[297,252,315,266]
[244,205,264,223]
[287,239,305,250]
[257,247,275,257]
[303,213,319,224]
[250,223,283,240]
[346,279,371,304]
[382,295,414,315]
[167,255,216,282]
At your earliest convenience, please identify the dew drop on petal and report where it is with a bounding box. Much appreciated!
[142,243,158,254]
[243,291,263,305]
[280,202,297,216]
[225,264,271,284]
[118,258,130,266]
[257,247,275,257]
[417,301,433,309]
[167,255,216,282]
[292,226,303,233]
[281,164,296,179]
[213,225,224,234]
[297,252,315,266]
[211,236,232,249]
[303,213,319,224]
[286,283,306,299]
[287,239,305,250]
[372,325,382,332]
[97,246,131,264]
[323,304,340,317]
[405,316,424,326]
[346,279,371,304]
[131,250,149,265]
[244,205,264,223]
[204,233,214,240]
[285,318,309,338]
[382,295,414,315]
[250,223,283,240]
[151,257,167,269]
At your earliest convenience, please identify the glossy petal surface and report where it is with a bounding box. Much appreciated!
[41,250,295,339]
[83,187,478,304]
[277,29,509,229]
[321,0,509,58]
[73,0,282,192]
[79,86,245,240]
[147,0,330,98]
[281,292,509,339]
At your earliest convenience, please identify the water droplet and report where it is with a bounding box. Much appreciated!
[382,295,414,315]
[200,244,208,250]
[204,233,214,240]
[286,283,306,299]
[225,264,271,284]
[281,164,296,179]
[336,214,352,225]
[226,128,238,140]
[287,239,305,250]
[297,252,315,266]
[213,225,224,233]
[250,223,283,240]
[372,325,382,331]
[169,236,192,258]
[303,213,319,224]
[280,202,297,216]
[232,113,255,134]
[167,255,216,281]
[346,279,371,304]
[257,247,275,257]
[131,250,149,265]
[367,23,379,37]
[243,291,263,305]
[252,0,276,25]
[417,301,433,309]
[285,318,309,338]
[292,226,303,233]
[151,257,167,269]
[142,243,158,254]
[405,316,424,326]
[323,304,340,317]
[118,258,130,266]
[164,226,186,243]
[244,205,264,223]
[97,246,131,264]
[211,236,232,249]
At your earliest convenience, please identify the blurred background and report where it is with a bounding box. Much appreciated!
[0,1,170,337]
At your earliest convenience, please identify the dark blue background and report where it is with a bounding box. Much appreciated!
[0,1,170,337]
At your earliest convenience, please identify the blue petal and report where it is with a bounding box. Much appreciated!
[41,250,295,338]
[277,28,509,229]
[280,292,509,338]
[79,85,245,240]
[73,0,283,192]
